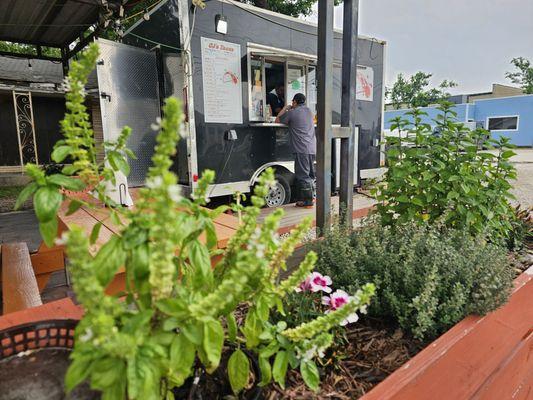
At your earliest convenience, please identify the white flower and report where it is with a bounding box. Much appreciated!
[150,117,162,132]
[79,328,93,342]
[146,176,163,189]
[296,272,332,293]
[54,232,69,246]
[322,289,359,326]
[168,184,182,202]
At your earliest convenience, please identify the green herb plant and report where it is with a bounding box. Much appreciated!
[20,43,375,398]
[313,219,514,340]
[375,102,517,244]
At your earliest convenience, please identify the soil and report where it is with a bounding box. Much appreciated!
[0,349,99,400]
[0,347,260,400]
[265,317,427,400]
[173,348,261,400]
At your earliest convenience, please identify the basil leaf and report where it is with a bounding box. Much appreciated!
[227,349,250,394]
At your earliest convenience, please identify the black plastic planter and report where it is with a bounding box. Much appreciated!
[0,319,99,400]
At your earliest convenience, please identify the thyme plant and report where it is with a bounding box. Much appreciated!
[19,43,374,398]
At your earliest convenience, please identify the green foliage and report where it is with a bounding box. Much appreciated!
[506,57,533,94]
[240,0,342,17]
[21,43,374,398]
[313,221,514,339]
[374,102,518,245]
[0,41,61,58]
[386,72,457,109]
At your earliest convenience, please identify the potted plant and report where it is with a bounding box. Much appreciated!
[16,43,375,399]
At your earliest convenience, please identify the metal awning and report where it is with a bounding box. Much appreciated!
[0,0,121,50]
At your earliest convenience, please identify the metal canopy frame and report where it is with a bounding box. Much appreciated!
[316,0,359,234]
[0,0,122,73]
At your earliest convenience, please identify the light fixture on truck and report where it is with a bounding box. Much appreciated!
[215,14,228,35]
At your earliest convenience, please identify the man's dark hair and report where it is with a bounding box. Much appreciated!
[293,93,306,105]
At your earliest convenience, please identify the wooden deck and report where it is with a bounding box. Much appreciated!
[54,191,240,294]
[259,193,376,232]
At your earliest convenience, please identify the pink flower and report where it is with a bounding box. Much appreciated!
[296,272,332,293]
[322,290,359,326]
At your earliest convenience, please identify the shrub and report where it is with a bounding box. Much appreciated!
[19,43,375,398]
[312,220,514,339]
[374,102,518,245]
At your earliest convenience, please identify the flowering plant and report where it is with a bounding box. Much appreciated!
[19,43,375,398]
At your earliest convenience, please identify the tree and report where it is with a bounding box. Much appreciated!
[0,41,60,58]
[240,0,343,17]
[506,57,533,94]
[386,72,457,110]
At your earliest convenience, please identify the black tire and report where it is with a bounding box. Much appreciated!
[264,173,291,207]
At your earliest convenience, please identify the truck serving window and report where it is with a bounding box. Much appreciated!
[247,44,317,124]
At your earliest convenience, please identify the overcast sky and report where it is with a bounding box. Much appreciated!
[306,0,533,95]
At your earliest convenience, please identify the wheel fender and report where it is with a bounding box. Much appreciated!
[249,161,295,186]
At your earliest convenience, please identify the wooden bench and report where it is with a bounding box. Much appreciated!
[1,243,43,314]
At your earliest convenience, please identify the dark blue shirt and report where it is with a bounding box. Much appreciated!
[266,92,284,116]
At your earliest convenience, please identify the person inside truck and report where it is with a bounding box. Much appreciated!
[275,93,316,208]
[266,84,285,116]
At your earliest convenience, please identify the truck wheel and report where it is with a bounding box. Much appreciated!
[264,173,291,208]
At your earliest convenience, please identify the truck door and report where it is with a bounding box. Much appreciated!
[95,39,161,187]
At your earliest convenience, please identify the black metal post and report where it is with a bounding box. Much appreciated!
[61,47,69,77]
[316,0,335,236]
[339,0,359,227]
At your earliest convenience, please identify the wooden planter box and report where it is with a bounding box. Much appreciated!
[361,266,533,400]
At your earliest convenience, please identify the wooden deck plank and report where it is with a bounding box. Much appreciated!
[58,203,115,256]
[259,193,376,229]
[2,243,43,314]
[214,212,241,230]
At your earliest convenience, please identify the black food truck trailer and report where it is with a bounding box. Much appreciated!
[90,0,386,207]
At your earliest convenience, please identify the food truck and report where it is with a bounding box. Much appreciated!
[91,0,386,206]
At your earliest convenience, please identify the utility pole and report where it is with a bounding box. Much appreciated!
[316,0,334,236]
[339,0,359,227]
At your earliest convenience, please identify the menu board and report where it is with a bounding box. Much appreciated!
[201,38,243,123]
[356,66,374,102]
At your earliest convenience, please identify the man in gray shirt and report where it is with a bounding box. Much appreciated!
[276,93,316,208]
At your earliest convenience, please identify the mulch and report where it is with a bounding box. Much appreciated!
[265,317,426,399]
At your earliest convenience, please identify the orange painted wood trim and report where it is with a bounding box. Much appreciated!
[30,247,65,275]
[36,274,52,292]
[0,298,83,331]
[361,267,533,400]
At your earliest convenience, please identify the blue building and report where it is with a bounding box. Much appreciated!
[384,94,533,147]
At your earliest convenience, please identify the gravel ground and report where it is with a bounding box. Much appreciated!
[511,162,533,209]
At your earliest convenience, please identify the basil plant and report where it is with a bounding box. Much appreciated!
[19,43,374,399]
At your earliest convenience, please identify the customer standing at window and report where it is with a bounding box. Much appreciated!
[276,93,316,208]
